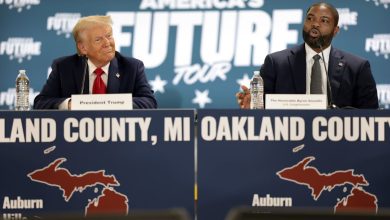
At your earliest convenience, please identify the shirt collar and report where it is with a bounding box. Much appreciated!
[305,43,331,63]
[88,60,110,76]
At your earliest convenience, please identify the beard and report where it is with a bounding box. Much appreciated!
[302,28,334,49]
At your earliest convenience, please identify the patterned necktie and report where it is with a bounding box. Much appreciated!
[310,54,323,94]
[92,68,106,94]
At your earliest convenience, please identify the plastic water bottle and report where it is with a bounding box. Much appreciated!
[250,71,264,109]
[15,69,30,111]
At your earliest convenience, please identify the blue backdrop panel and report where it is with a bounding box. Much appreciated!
[197,109,390,220]
[1,0,390,109]
[0,110,195,218]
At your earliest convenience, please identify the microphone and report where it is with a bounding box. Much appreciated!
[80,55,88,94]
[315,30,337,109]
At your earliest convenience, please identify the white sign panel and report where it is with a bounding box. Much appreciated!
[71,94,133,110]
[265,94,327,110]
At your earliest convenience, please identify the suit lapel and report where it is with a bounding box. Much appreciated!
[289,44,306,94]
[107,56,121,93]
[328,48,345,101]
[73,56,89,94]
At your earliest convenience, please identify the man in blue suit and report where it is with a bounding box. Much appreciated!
[34,15,157,109]
[237,2,378,109]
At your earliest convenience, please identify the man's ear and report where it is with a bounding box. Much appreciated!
[333,26,340,37]
[77,42,87,55]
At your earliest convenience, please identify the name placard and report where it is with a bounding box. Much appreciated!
[265,94,327,109]
[71,94,133,110]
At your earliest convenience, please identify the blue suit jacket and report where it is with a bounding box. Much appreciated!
[34,52,157,109]
[260,44,379,109]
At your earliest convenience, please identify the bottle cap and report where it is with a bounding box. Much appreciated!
[254,70,260,75]
[19,69,26,74]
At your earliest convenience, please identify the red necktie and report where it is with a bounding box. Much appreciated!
[92,68,106,94]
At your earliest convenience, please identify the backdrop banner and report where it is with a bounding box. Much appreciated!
[1,0,389,109]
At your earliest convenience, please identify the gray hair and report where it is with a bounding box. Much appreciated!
[72,15,113,53]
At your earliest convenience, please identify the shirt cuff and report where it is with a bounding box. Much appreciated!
[58,98,71,110]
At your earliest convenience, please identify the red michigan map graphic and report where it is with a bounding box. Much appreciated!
[28,158,129,216]
[86,187,128,216]
[277,156,377,213]
[335,187,378,214]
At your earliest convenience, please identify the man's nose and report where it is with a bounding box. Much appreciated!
[312,21,320,28]
[102,37,111,46]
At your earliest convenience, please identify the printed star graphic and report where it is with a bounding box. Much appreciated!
[236,73,251,89]
[149,75,167,93]
[192,89,212,108]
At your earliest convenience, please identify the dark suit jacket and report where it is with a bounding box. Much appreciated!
[34,52,157,109]
[260,44,379,109]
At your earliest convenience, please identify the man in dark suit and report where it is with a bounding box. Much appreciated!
[236,2,378,109]
[34,15,157,109]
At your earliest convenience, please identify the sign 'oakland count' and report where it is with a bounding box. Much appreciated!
[200,116,390,142]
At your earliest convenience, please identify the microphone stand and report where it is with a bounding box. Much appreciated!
[316,33,337,109]
[80,55,88,94]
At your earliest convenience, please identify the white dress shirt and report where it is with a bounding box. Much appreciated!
[305,43,331,95]
[87,60,110,94]
[58,60,110,110]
